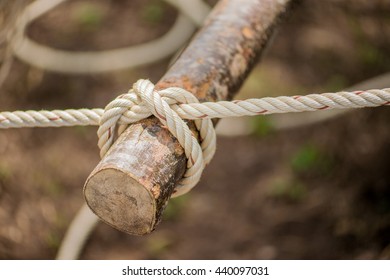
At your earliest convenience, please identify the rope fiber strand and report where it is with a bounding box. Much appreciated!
[1,80,390,195]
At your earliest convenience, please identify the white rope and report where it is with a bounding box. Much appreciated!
[71,85,390,195]
[56,204,99,260]
[98,79,217,196]
[2,87,389,129]
[268,72,390,130]
[164,0,211,26]
[1,80,390,195]
[0,108,103,128]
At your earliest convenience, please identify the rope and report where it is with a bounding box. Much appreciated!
[1,80,390,195]
[98,79,216,197]
[2,87,389,130]
[0,108,103,128]
[56,204,99,260]
[8,0,210,73]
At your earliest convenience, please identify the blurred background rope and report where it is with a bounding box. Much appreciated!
[5,0,210,74]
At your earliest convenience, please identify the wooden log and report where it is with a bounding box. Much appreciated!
[84,0,293,235]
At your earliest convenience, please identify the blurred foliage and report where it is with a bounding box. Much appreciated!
[33,171,64,197]
[251,116,274,137]
[268,178,307,203]
[163,193,189,221]
[45,231,61,251]
[348,17,390,72]
[43,180,63,197]
[72,126,90,139]
[71,2,105,30]
[238,66,307,100]
[46,212,68,251]
[146,234,173,258]
[290,143,334,176]
[142,1,165,25]
[358,43,387,69]
[0,162,11,181]
[323,74,348,92]
[267,143,336,203]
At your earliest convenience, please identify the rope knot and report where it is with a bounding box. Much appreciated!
[97,79,216,197]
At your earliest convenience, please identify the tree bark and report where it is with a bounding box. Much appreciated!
[84,0,293,235]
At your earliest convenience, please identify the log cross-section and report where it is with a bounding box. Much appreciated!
[84,0,292,235]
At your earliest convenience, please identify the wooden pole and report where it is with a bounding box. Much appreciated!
[84,0,292,235]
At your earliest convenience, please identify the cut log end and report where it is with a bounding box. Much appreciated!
[83,118,186,235]
[84,168,156,235]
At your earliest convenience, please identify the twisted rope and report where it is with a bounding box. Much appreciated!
[1,80,390,195]
[98,79,216,197]
[0,108,103,128]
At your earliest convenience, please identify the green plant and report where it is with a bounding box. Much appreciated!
[146,234,173,258]
[0,162,11,181]
[358,43,387,68]
[268,178,307,202]
[324,74,348,92]
[142,2,165,24]
[251,116,273,137]
[33,171,63,197]
[71,3,105,30]
[45,231,61,250]
[290,144,333,175]
[348,16,389,71]
[163,194,189,221]
[72,126,90,139]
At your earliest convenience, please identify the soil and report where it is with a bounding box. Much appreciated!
[0,0,389,259]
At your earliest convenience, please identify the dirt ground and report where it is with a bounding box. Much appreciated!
[0,0,389,259]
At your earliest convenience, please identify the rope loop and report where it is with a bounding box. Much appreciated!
[98,79,216,197]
